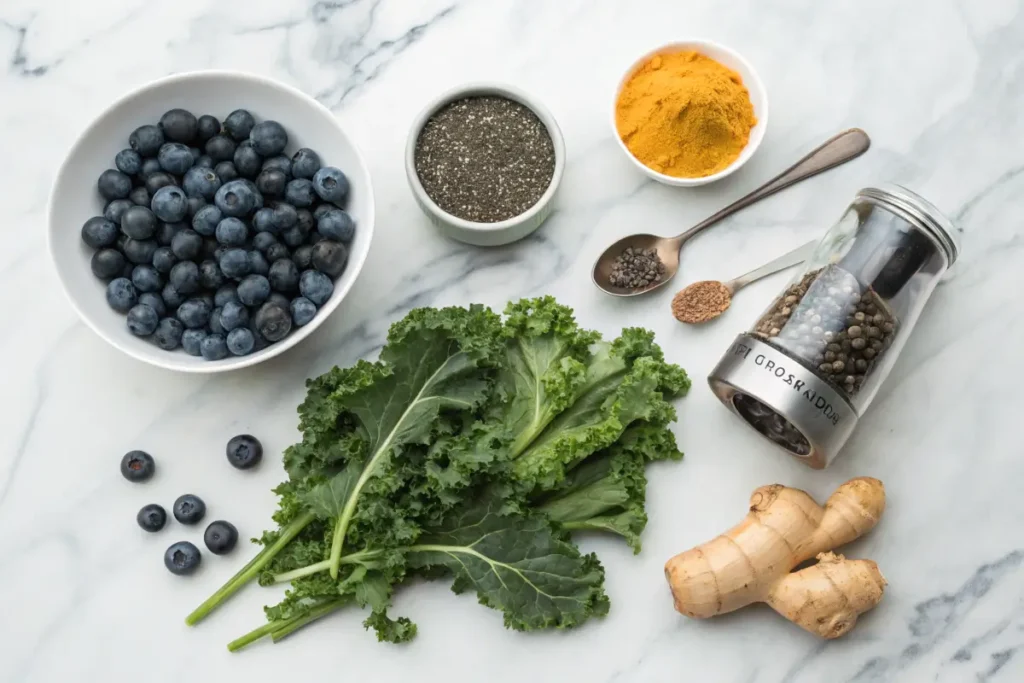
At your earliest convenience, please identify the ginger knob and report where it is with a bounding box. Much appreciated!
[664,477,887,638]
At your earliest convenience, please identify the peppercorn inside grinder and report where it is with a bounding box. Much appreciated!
[708,185,960,468]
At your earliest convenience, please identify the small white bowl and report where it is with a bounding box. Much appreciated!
[405,83,565,247]
[47,71,375,373]
[612,40,768,187]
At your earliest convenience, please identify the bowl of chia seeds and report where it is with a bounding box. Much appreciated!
[406,83,565,247]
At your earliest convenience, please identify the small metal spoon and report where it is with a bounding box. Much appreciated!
[593,128,871,297]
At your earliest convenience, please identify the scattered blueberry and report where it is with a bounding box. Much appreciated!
[196,114,221,143]
[265,242,291,264]
[119,206,157,240]
[122,238,158,265]
[226,434,263,469]
[253,231,278,254]
[98,169,132,200]
[137,504,167,532]
[192,204,222,236]
[312,166,349,205]
[129,185,151,207]
[145,172,177,196]
[200,333,229,360]
[214,283,239,307]
[171,228,204,262]
[272,202,298,230]
[151,185,189,223]
[173,494,206,525]
[177,298,212,329]
[153,317,184,350]
[227,328,255,356]
[223,109,256,141]
[311,240,348,278]
[159,108,198,144]
[131,264,163,293]
[139,292,167,317]
[140,157,162,177]
[162,283,185,309]
[104,199,134,224]
[215,216,248,246]
[281,225,306,248]
[214,160,238,182]
[247,250,270,277]
[198,260,226,290]
[127,303,159,336]
[233,140,262,178]
[290,297,317,327]
[252,206,276,234]
[206,135,237,163]
[299,270,334,306]
[215,179,261,217]
[181,328,206,356]
[115,149,143,175]
[169,261,201,294]
[219,248,250,279]
[81,216,118,248]
[317,208,355,243]
[91,248,126,279]
[164,541,201,575]
[204,520,239,554]
[158,142,195,176]
[129,124,164,157]
[219,300,249,331]
[290,148,321,179]
[106,278,138,313]
[120,450,155,482]
[292,244,314,270]
[254,302,292,342]
[237,274,271,307]
[262,155,292,176]
[250,120,287,156]
[284,178,316,207]
[255,168,288,197]
[183,166,222,200]
[268,258,299,293]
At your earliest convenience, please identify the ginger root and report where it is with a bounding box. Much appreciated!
[664,477,887,639]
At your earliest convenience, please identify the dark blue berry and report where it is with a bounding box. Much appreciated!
[268,258,299,293]
[121,450,155,482]
[291,245,313,270]
[307,231,325,246]
[204,520,239,555]
[130,125,164,157]
[137,503,167,532]
[153,317,183,350]
[227,328,255,356]
[151,185,189,223]
[81,216,118,248]
[122,238,158,265]
[196,115,221,143]
[206,135,237,163]
[192,204,222,236]
[173,494,206,525]
[127,303,159,336]
[171,228,203,261]
[284,178,315,207]
[215,216,248,246]
[177,298,212,329]
[265,242,291,263]
[139,292,166,318]
[253,231,278,254]
[169,261,200,294]
[131,264,162,293]
[267,292,290,309]
[272,202,298,230]
[299,270,334,306]
[91,248,125,279]
[252,206,276,234]
[254,302,292,342]
[290,296,317,327]
[214,283,239,307]
[159,108,198,144]
[223,109,256,141]
[233,140,262,178]
[255,168,287,197]
[158,142,194,176]
[155,221,183,246]
[182,166,222,200]
[115,149,143,175]
[129,186,150,207]
[104,199,134,224]
[290,148,321,179]
[190,146,202,161]
[106,278,138,313]
[199,260,225,290]
[119,206,156,240]
[317,208,355,243]
[151,247,177,274]
[209,307,225,335]
[98,169,132,200]
[312,167,349,205]
[214,161,238,183]
[162,283,185,309]
[140,157,162,177]
[311,240,348,278]
[145,172,177,196]
[181,328,206,356]
[281,225,306,248]
[195,155,214,169]
[250,120,288,156]
[247,250,270,276]
[164,541,201,575]
[187,196,206,217]
[262,155,292,176]
[219,248,250,279]
[200,334,229,360]
[237,274,271,307]
[219,300,249,331]
[215,179,260,217]
[205,238,221,261]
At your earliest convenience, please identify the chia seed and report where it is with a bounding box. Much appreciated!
[414,96,556,223]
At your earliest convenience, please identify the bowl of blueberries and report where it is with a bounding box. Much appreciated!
[48,71,374,372]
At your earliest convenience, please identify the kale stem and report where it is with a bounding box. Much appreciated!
[272,548,384,584]
[328,514,347,579]
[186,511,316,626]
[227,621,280,652]
[270,598,349,643]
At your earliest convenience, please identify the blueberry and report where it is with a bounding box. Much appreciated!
[296,207,314,231]
[129,125,164,157]
[312,167,349,205]
[206,135,237,163]
[215,179,260,217]
[208,307,225,335]
[271,202,298,230]
[312,203,332,220]
[268,258,299,293]
[226,328,256,356]
[307,231,325,246]
[299,270,334,306]
[173,493,207,525]
[281,225,306,248]
[214,283,239,307]
[190,146,202,162]
[223,109,256,141]
[159,108,198,144]
[192,204,223,236]
[311,240,348,278]
[129,186,151,207]
[219,248,250,279]
[181,328,206,356]
[262,155,292,177]
[91,248,126,279]
[131,264,162,293]
[292,245,313,270]
[118,206,155,240]
[200,334,229,360]
[233,140,262,178]
[317,209,355,243]
[98,169,132,200]
[151,247,177,274]
[105,278,138,313]
[139,292,167,317]
[290,296,317,327]
[120,450,155,482]
[284,178,316,207]
[145,172,177,196]
[187,196,206,218]
[196,114,221,143]
[137,504,167,532]
[204,520,239,555]
[290,148,321,179]
[177,298,212,329]
[103,199,134,224]
[267,292,290,309]
[155,221,183,246]
[157,142,194,176]
[164,541,201,575]
[247,250,269,277]
[199,260,225,290]
[151,185,189,223]
[153,317,184,350]
[252,207,276,234]
[169,261,200,294]
[182,166,222,200]
[140,157,162,178]
[250,120,288,156]
[81,216,118,248]
[254,302,292,342]
[122,238,158,265]
[195,155,214,169]
[171,228,204,261]
[115,149,143,175]
[127,303,159,336]
[218,300,249,331]
[162,283,185,309]
[206,239,223,262]
[255,168,288,197]
[265,242,291,263]
[214,161,238,183]
[253,231,278,254]
[236,274,271,307]
[215,217,248,246]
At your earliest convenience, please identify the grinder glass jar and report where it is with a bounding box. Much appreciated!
[708,185,960,468]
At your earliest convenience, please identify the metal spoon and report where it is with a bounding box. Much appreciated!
[671,240,817,324]
[592,128,871,297]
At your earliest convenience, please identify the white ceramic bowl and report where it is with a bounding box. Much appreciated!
[405,83,565,247]
[48,71,374,373]
[612,40,768,187]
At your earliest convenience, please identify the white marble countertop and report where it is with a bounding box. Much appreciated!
[2,1,1022,681]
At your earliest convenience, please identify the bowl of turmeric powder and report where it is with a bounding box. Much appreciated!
[613,40,767,186]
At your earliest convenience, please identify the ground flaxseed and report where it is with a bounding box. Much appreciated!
[671,280,733,323]
[414,96,555,223]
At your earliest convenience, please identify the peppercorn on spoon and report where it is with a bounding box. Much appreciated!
[592,128,870,297]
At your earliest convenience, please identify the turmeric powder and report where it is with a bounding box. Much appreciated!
[616,51,757,178]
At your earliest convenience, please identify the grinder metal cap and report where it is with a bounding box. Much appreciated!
[708,334,858,469]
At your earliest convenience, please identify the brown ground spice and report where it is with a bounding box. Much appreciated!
[671,280,732,324]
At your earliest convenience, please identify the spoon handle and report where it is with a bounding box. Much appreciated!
[727,240,818,291]
[676,128,871,244]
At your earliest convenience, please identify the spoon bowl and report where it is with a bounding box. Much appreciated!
[592,233,682,296]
